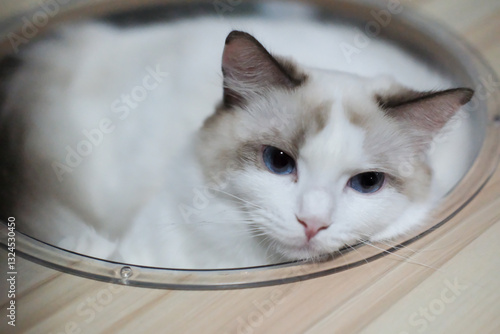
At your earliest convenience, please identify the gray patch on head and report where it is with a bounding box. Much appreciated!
[199,91,332,178]
[285,101,331,156]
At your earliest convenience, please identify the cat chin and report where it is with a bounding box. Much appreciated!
[274,238,347,261]
[367,203,433,243]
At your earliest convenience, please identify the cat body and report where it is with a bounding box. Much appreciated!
[2,17,474,268]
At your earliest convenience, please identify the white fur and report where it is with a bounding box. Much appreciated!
[3,17,474,268]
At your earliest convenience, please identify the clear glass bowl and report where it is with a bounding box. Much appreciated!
[0,0,499,289]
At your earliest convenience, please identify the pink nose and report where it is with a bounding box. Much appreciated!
[297,217,329,241]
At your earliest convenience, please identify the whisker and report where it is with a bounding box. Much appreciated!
[345,243,370,266]
[361,240,442,272]
[205,187,264,210]
[336,247,352,267]
[357,233,424,255]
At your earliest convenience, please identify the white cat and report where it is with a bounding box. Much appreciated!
[1,17,474,268]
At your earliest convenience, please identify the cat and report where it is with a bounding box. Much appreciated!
[0,17,474,269]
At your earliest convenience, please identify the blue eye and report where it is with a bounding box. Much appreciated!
[349,172,385,193]
[263,146,296,175]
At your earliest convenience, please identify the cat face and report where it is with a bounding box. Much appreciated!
[198,31,473,261]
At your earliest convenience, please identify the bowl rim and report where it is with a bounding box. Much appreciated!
[1,0,499,290]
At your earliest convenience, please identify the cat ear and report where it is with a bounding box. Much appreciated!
[377,87,473,138]
[222,30,306,108]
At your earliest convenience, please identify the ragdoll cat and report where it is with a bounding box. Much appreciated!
[1,18,474,268]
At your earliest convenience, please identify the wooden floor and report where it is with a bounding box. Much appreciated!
[1,0,500,333]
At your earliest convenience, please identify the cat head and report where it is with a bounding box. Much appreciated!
[198,31,473,261]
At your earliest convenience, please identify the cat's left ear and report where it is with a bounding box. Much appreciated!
[378,87,473,138]
[221,30,307,108]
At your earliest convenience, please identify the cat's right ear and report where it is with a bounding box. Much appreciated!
[221,31,306,108]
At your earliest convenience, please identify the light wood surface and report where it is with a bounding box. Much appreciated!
[1,0,500,333]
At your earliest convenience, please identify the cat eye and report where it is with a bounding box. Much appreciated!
[262,146,296,175]
[348,172,385,193]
